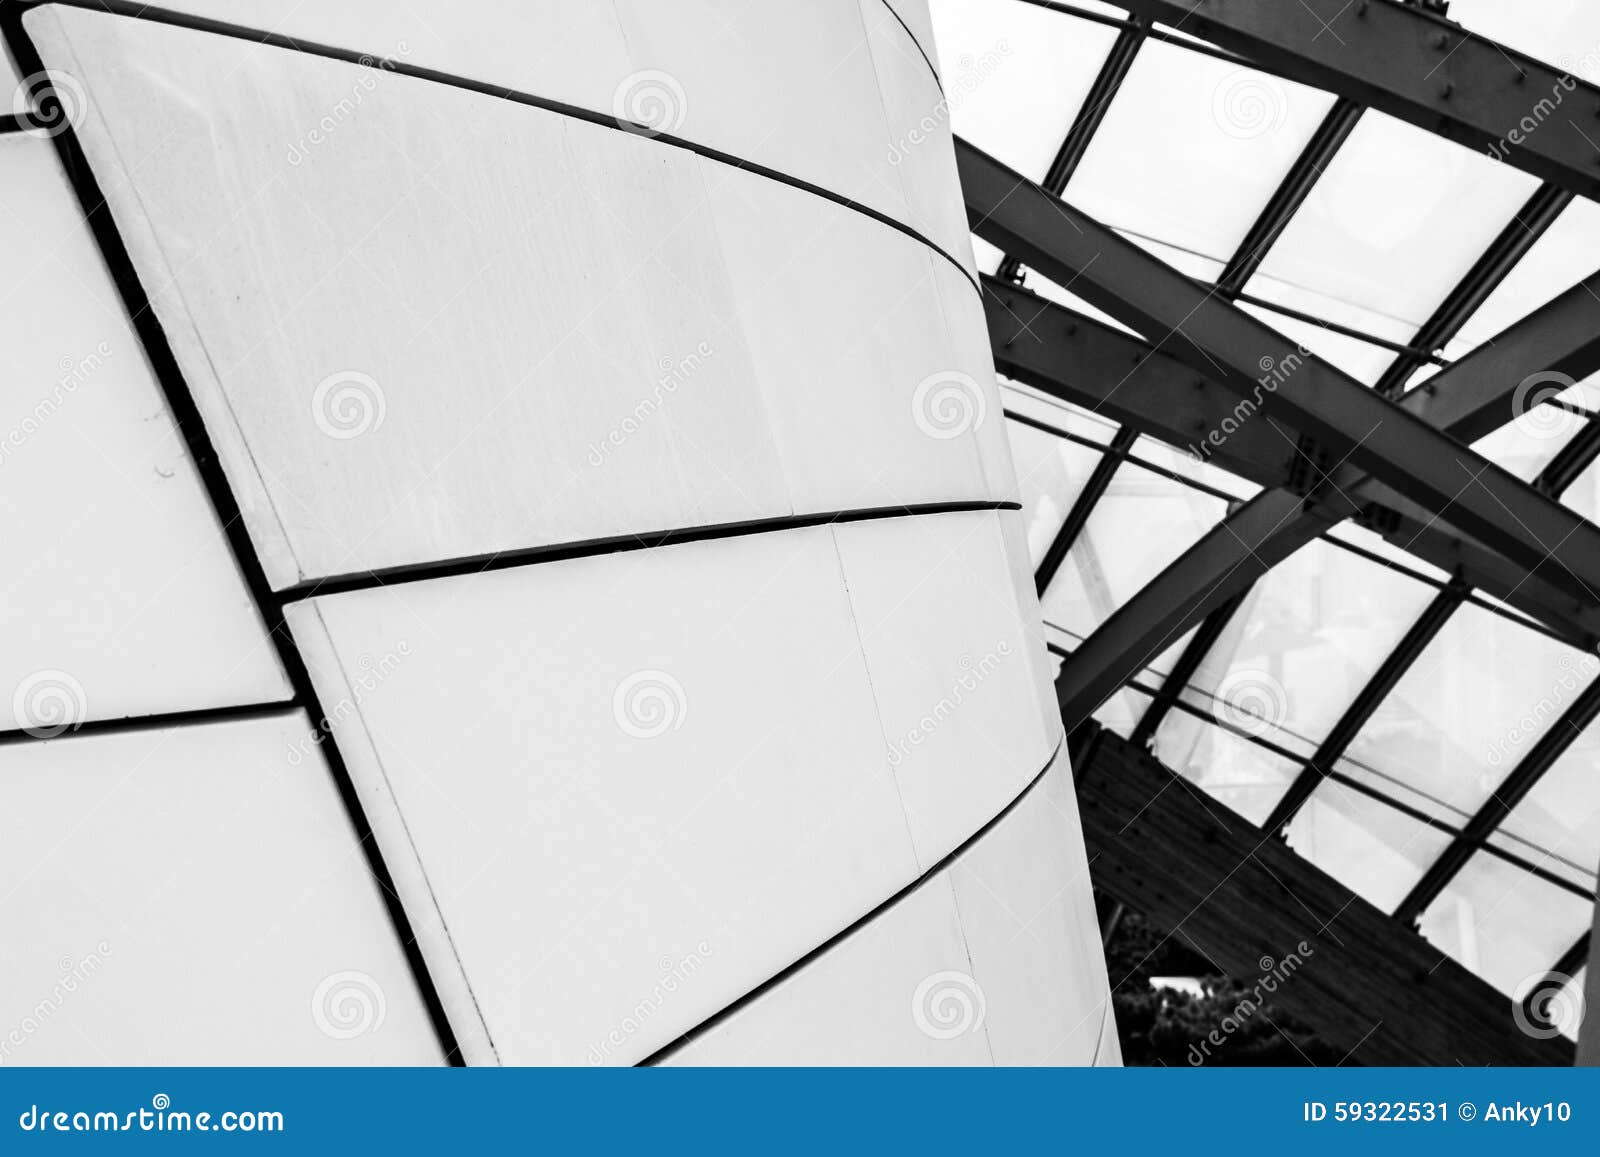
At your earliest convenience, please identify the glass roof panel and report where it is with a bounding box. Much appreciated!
[1238,293,1410,386]
[929,0,1121,183]
[1016,267,1144,338]
[1418,851,1593,997]
[1325,522,1452,585]
[1342,602,1597,821]
[1285,780,1454,914]
[1448,0,1600,78]
[1489,717,1600,894]
[1470,403,1585,481]
[1129,435,1260,501]
[1041,460,1228,639]
[1064,38,1335,266]
[1152,712,1300,826]
[1000,380,1122,444]
[1097,685,1155,740]
[1250,111,1540,337]
[1181,539,1438,759]
[1004,416,1105,566]
[1452,197,1600,352]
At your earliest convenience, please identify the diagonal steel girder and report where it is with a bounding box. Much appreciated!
[1115,0,1600,200]
[959,137,1600,612]
[985,276,1600,654]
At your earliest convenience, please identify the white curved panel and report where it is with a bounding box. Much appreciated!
[285,511,1053,1063]
[0,132,289,729]
[29,0,969,272]
[33,6,1002,588]
[0,714,441,1064]
[834,509,1058,865]
[663,751,1117,1065]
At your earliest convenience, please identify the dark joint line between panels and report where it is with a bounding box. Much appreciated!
[870,0,944,97]
[0,9,467,1066]
[15,0,979,297]
[0,700,301,748]
[637,735,1063,1066]
[276,501,1022,604]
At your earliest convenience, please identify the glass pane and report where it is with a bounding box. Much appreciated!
[1131,436,1261,501]
[1097,686,1154,739]
[1041,461,1228,638]
[1184,540,1437,758]
[1326,522,1451,584]
[1454,197,1600,351]
[930,0,1121,182]
[1560,431,1600,522]
[1238,294,1409,385]
[1066,39,1335,264]
[1490,717,1600,893]
[1252,111,1539,334]
[1472,403,1585,481]
[1449,0,1600,79]
[1285,780,1454,913]
[1418,851,1593,997]
[1000,379,1122,444]
[1344,603,1598,821]
[1004,419,1105,566]
[1152,713,1300,826]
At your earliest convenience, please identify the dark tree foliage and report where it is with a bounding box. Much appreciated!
[1103,908,1346,1066]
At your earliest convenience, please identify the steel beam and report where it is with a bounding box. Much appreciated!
[1055,488,1337,731]
[986,276,1600,652]
[1071,720,1573,1065]
[961,138,1600,606]
[1116,0,1600,200]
